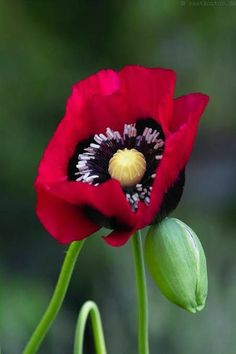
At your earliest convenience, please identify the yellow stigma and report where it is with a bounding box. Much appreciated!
[108,148,146,187]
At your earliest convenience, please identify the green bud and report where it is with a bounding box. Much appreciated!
[144,218,208,313]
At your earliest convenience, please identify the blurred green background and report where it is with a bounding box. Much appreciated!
[1,1,236,353]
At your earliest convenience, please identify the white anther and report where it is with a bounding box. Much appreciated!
[106,128,114,139]
[152,131,160,142]
[90,143,100,149]
[154,140,164,149]
[144,196,150,204]
[142,127,149,137]
[145,128,152,141]
[94,135,102,144]
[86,175,99,183]
[85,147,94,152]
[99,133,107,141]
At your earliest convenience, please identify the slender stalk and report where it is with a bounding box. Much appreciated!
[23,240,85,354]
[74,301,107,354]
[131,231,150,354]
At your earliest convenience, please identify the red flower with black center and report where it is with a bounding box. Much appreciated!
[35,65,209,247]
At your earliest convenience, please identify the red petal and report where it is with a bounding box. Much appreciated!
[36,187,99,243]
[169,93,209,132]
[36,66,176,186]
[35,68,142,242]
[72,69,120,99]
[36,71,130,186]
[40,178,139,231]
[119,65,176,133]
[138,93,209,228]
[103,228,134,247]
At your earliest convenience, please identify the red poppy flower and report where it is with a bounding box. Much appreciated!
[35,65,209,247]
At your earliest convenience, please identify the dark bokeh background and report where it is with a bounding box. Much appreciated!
[1,1,236,353]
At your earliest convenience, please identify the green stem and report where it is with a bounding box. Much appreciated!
[74,301,107,354]
[23,240,85,354]
[132,231,150,354]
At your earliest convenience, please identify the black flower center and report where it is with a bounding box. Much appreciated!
[68,118,165,211]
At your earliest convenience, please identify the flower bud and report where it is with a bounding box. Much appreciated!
[144,218,208,313]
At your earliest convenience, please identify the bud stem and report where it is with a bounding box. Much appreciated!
[74,300,107,354]
[132,231,150,354]
[23,240,85,354]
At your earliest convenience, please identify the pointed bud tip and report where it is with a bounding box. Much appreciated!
[187,300,206,314]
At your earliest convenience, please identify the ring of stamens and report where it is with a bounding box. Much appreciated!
[74,122,165,211]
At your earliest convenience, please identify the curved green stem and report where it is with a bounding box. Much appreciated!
[74,301,107,354]
[132,231,150,354]
[23,240,85,354]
